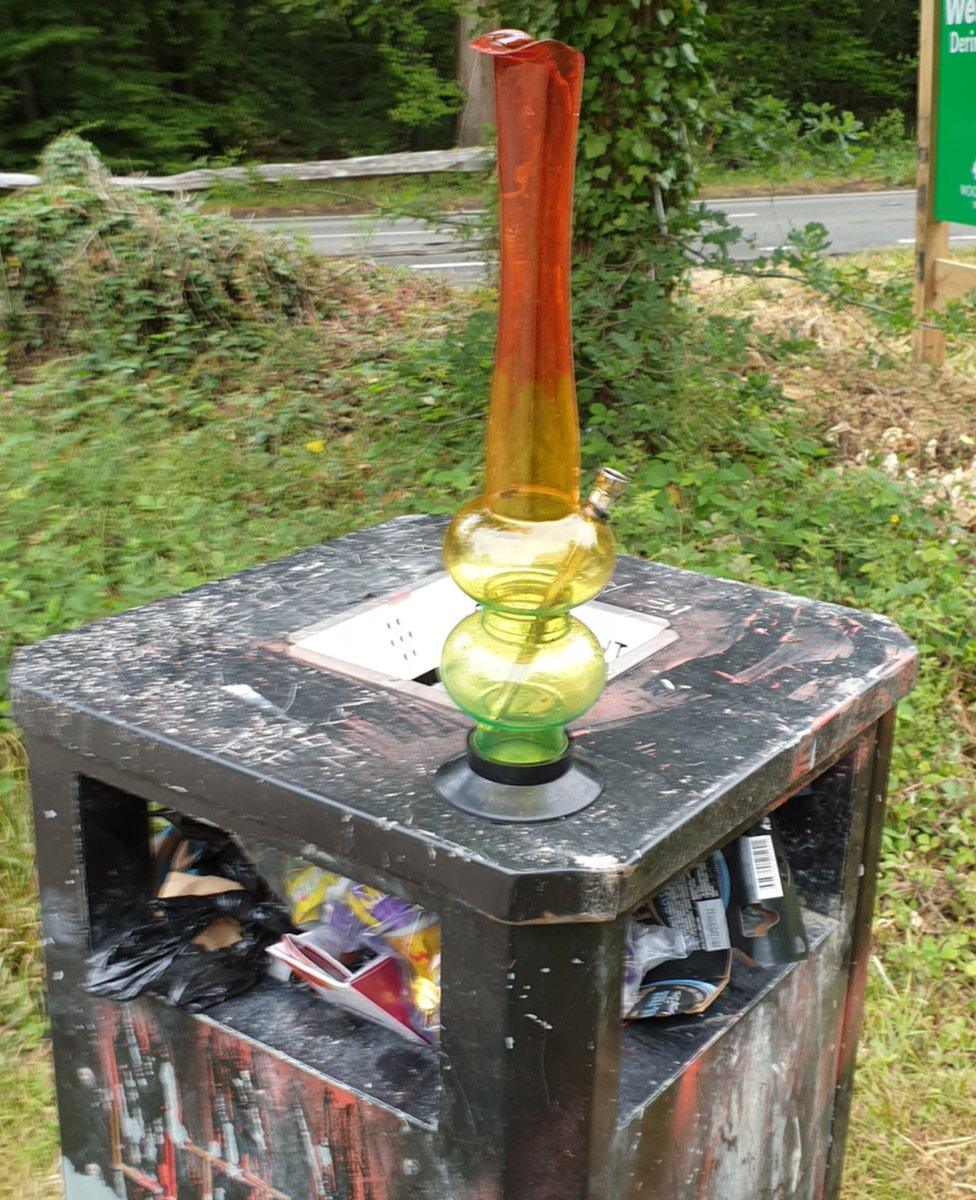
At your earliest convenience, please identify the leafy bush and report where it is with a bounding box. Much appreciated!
[0,136,337,375]
[705,95,914,184]
[708,95,863,173]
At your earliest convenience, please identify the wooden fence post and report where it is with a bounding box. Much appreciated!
[914,0,976,364]
[914,0,948,365]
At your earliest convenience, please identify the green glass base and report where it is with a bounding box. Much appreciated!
[470,724,569,767]
[433,735,603,823]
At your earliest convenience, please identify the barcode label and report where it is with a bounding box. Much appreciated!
[696,898,731,951]
[744,835,784,900]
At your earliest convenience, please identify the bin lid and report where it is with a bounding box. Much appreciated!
[10,515,917,922]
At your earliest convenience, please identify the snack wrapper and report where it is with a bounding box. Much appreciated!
[342,883,441,1036]
[294,871,440,1040]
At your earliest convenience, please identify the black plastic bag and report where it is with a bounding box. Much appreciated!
[86,817,293,1012]
[151,808,278,896]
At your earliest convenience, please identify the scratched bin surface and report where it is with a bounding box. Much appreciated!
[74,998,416,1200]
[11,516,917,1200]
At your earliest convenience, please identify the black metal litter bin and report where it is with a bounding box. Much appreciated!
[12,515,917,1200]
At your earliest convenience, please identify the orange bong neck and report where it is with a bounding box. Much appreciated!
[476,31,585,513]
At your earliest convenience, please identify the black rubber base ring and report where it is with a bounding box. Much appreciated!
[465,733,573,787]
[433,747,604,824]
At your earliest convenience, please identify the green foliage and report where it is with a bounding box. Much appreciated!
[198,170,491,220]
[694,217,976,352]
[696,0,918,186]
[709,95,867,175]
[0,136,334,374]
[0,142,470,656]
[0,0,462,171]
[705,94,914,186]
[705,0,919,122]
[508,0,710,258]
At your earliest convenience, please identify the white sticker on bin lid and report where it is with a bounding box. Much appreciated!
[742,835,784,901]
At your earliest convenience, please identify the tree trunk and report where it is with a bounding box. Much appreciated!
[456,11,494,147]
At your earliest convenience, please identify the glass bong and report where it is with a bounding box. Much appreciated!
[434,30,628,822]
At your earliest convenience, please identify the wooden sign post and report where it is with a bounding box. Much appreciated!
[914,0,976,364]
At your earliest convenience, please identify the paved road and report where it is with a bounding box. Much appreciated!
[252,211,488,282]
[251,189,976,280]
[704,188,975,257]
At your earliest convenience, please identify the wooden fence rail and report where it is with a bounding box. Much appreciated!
[0,145,493,193]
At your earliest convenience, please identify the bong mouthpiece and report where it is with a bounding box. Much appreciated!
[585,466,630,521]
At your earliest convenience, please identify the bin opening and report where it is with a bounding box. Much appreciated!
[84,806,292,1012]
[286,573,678,702]
[617,749,857,1122]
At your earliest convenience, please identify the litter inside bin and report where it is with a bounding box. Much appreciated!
[623,813,809,1020]
[625,851,734,1019]
[263,868,441,1044]
[86,803,809,1038]
[267,927,432,1045]
[725,813,810,966]
[256,824,805,1041]
[85,809,292,1011]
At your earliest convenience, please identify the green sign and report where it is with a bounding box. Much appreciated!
[934,0,976,225]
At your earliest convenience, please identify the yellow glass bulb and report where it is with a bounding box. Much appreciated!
[443,492,616,615]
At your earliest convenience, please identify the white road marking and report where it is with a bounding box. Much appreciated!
[304,230,458,241]
[898,234,976,243]
[725,212,758,218]
[409,260,487,270]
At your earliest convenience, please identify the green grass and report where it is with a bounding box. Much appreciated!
[845,971,976,1198]
[699,144,916,198]
[197,170,491,218]
[1,158,974,1197]
[0,733,58,1200]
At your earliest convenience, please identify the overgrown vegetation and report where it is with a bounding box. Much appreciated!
[1,142,974,1197]
[0,137,332,375]
[198,170,491,219]
[703,100,915,190]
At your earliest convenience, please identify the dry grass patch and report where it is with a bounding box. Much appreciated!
[690,254,976,529]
